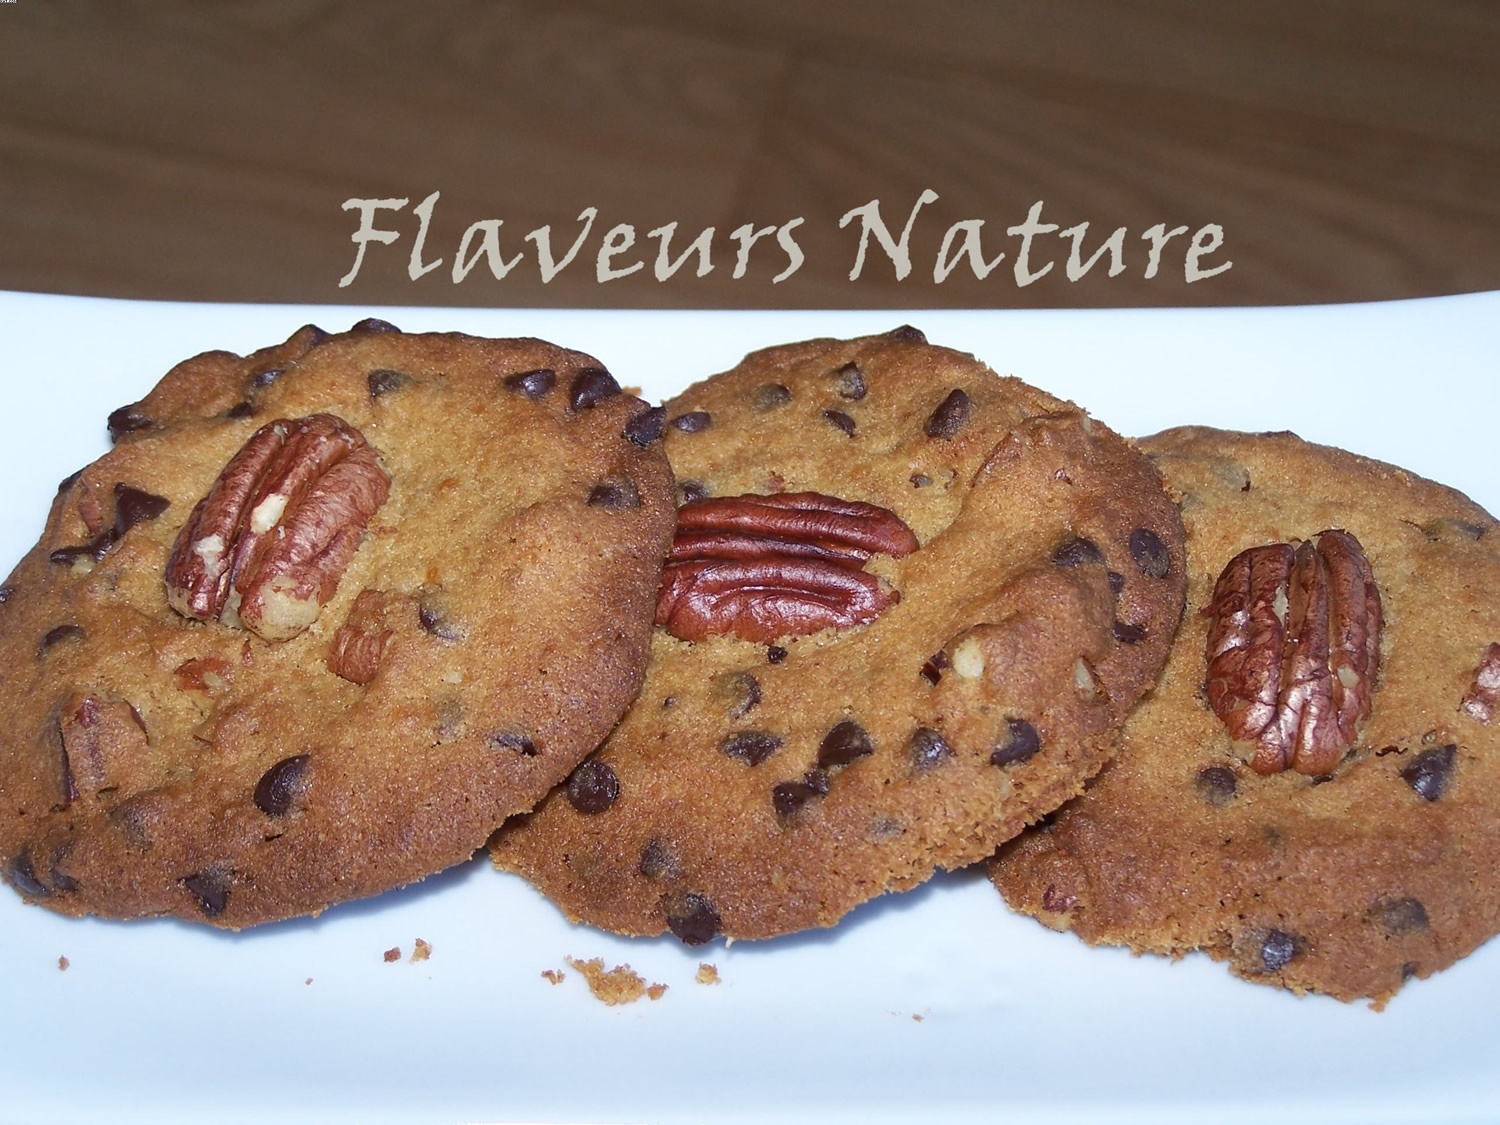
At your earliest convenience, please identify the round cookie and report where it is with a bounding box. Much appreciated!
[491,327,1186,942]
[0,319,676,928]
[990,427,1500,1006]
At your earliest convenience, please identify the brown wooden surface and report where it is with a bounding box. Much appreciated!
[1,0,1497,308]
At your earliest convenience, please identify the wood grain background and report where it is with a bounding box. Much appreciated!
[2,0,1496,308]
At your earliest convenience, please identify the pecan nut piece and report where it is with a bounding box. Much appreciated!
[165,414,390,641]
[656,491,918,643]
[328,589,401,684]
[1204,529,1381,775]
[1460,642,1500,724]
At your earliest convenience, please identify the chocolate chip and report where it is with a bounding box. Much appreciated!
[253,755,310,816]
[664,892,721,945]
[9,851,48,898]
[486,730,538,756]
[367,368,414,398]
[832,362,867,400]
[817,720,873,769]
[249,366,285,390]
[1128,529,1172,579]
[1108,570,1125,596]
[1260,929,1298,971]
[767,645,788,664]
[350,317,400,334]
[908,727,953,769]
[113,483,170,535]
[0,585,13,605]
[587,478,642,509]
[678,480,709,504]
[920,650,950,685]
[504,368,556,399]
[717,672,761,720]
[721,731,782,766]
[638,838,680,880]
[1401,745,1456,801]
[910,473,932,488]
[57,469,83,493]
[773,772,830,820]
[888,325,926,343]
[1402,961,1421,981]
[183,869,231,917]
[1113,620,1147,645]
[418,605,464,642]
[822,409,856,437]
[49,543,102,569]
[990,718,1041,767]
[924,389,971,439]
[1051,536,1105,568]
[1195,766,1238,806]
[567,760,620,814]
[224,400,255,420]
[623,406,667,447]
[568,367,621,411]
[1370,896,1429,936]
[49,852,79,894]
[106,404,151,443]
[37,624,85,658]
[750,383,792,411]
[671,410,712,433]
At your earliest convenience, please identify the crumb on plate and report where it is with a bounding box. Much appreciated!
[564,955,667,1005]
[695,963,720,985]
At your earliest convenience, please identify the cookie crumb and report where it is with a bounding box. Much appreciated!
[622,385,643,397]
[57,956,69,971]
[383,946,401,963]
[305,978,313,985]
[695,962,720,985]
[540,969,565,985]
[410,938,432,963]
[912,1013,924,1022]
[564,955,667,1005]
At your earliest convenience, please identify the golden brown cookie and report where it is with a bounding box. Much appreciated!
[491,327,1185,943]
[0,319,676,928]
[991,427,1500,1006]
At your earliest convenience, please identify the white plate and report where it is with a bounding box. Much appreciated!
[2,291,1498,1125]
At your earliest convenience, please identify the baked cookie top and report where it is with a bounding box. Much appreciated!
[0,319,676,928]
[990,426,1500,1006]
[491,327,1185,942]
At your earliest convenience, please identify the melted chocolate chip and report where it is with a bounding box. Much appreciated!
[817,720,873,769]
[773,772,829,820]
[113,483,170,534]
[888,325,927,343]
[1108,570,1125,596]
[908,727,953,769]
[486,731,538,756]
[924,389,971,439]
[253,755,310,816]
[990,718,1041,767]
[351,317,400,334]
[822,409,856,437]
[721,731,782,766]
[569,367,621,411]
[832,362,867,400]
[1113,621,1147,645]
[678,480,709,504]
[37,624,85,658]
[224,400,255,420]
[367,368,414,397]
[9,851,48,898]
[504,368,556,399]
[106,405,152,443]
[671,410,713,433]
[587,478,642,509]
[1260,929,1298,971]
[1051,537,1105,568]
[750,383,792,411]
[567,760,620,814]
[665,892,721,945]
[638,838,681,880]
[418,605,464,642]
[623,406,667,447]
[1128,528,1172,579]
[1401,745,1456,801]
[920,650,950,685]
[183,870,231,917]
[767,645,788,664]
[1195,766,1238,806]
[249,366,285,390]
[1370,897,1429,936]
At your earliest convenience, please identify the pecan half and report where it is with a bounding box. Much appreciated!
[1204,530,1381,775]
[165,415,390,641]
[656,492,917,643]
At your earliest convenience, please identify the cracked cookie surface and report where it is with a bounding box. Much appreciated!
[990,427,1500,1006]
[0,321,676,927]
[491,328,1185,942]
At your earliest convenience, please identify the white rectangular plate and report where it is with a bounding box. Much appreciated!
[2,291,1498,1125]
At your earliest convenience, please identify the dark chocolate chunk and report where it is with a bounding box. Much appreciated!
[750,383,792,411]
[822,408,856,437]
[1402,961,1421,981]
[568,367,621,411]
[48,852,80,894]
[224,400,255,420]
[37,624,85,658]
[665,892,721,945]
[1113,620,1147,645]
[1195,765,1239,806]
[832,362,867,400]
[1370,897,1429,936]
[638,838,681,881]
[920,650,950,685]
[773,773,829,820]
[1051,536,1105,568]
[623,406,667,447]
[183,869,231,917]
[670,410,712,433]
[350,317,400,334]
[367,368,414,398]
[106,404,152,443]
[888,324,927,343]
[567,760,620,814]
[113,483,170,535]
[485,730,539,757]
[908,727,953,769]
[1108,570,1126,596]
[924,389,971,439]
[678,480,709,504]
[9,851,48,898]
[253,755,310,816]
[767,645,788,664]
[1401,744,1456,801]
[504,368,556,399]
[990,718,1041,767]
[1260,929,1298,972]
[817,720,873,769]
[587,477,642,510]
[0,584,13,605]
[57,469,84,493]
[1128,528,1172,579]
[249,366,285,390]
[721,731,782,766]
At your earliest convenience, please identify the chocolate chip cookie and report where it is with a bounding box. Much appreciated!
[991,427,1500,1006]
[491,327,1186,942]
[0,319,676,927]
